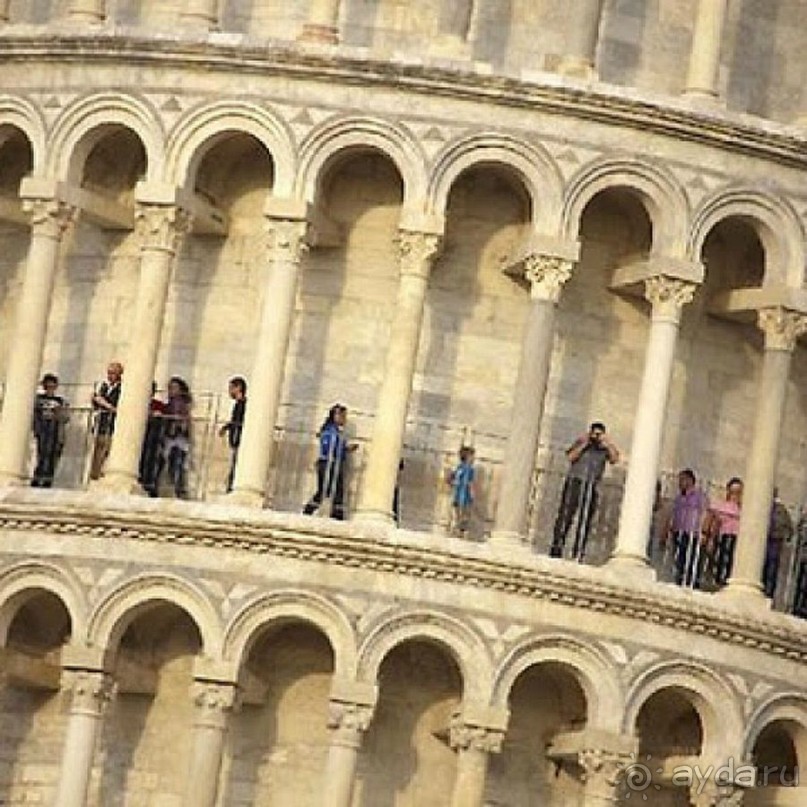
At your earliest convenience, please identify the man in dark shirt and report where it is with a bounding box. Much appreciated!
[550,421,619,561]
[219,376,247,492]
[32,373,69,488]
[90,362,123,480]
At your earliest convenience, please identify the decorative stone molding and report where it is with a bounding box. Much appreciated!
[449,717,505,754]
[22,198,76,240]
[644,276,698,322]
[397,230,441,279]
[62,669,115,715]
[327,699,374,748]
[578,747,634,799]
[190,681,239,730]
[265,218,309,264]
[757,307,807,352]
[525,254,573,302]
[134,204,192,253]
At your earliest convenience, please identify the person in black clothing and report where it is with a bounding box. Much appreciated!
[32,374,69,488]
[139,382,165,497]
[90,361,123,480]
[156,376,192,499]
[219,376,247,493]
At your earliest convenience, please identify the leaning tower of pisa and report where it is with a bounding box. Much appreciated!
[1,1,807,804]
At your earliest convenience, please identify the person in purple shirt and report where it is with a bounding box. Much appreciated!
[663,468,708,588]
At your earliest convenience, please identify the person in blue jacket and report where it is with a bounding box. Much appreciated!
[303,404,356,519]
[448,445,476,536]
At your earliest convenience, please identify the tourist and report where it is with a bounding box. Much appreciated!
[138,382,165,497]
[31,373,69,488]
[156,376,192,499]
[448,446,476,537]
[219,376,247,493]
[702,477,743,587]
[663,469,709,588]
[89,361,122,480]
[303,404,355,520]
[550,422,619,561]
[763,488,793,598]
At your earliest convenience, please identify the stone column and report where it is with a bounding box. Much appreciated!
[98,202,191,493]
[684,0,729,100]
[610,277,697,569]
[449,719,504,807]
[181,0,220,29]
[557,0,606,78]
[492,254,573,543]
[322,699,374,807]
[0,195,75,486]
[184,681,238,807]
[229,215,308,507]
[299,0,341,44]
[0,0,11,22]
[67,0,106,22]
[725,308,807,600]
[578,747,634,803]
[356,229,442,523]
[54,669,114,807]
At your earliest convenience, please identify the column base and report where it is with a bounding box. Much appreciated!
[180,13,218,30]
[226,489,266,509]
[0,472,27,488]
[682,88,725,107]
[66,12,105,23]
[352,508,394,527]
[90,473,146,497]
[554,56,598,81]
[298,24,339,45]
[605,552,657,582]
[718,579,770,610]
[488,529,529,547]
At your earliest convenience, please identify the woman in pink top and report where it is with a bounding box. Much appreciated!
[702,477,743,587]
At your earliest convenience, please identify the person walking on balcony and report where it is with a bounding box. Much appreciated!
[662,469,709,588]
[155,376,193,499]
[702,477,743,587]
[303,404,356,520]
[31,373,69,488]
[550,422,619,561]
[763,488,793,598]
[139,382,165,497]
[448,446,476,537]
[89,361,122,480]
[219,376,247,493]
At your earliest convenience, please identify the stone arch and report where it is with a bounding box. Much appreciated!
[427,133,564,230]
[87,573,223,665]
[491,634,622,732]
[357,608,493,703]
[0,95,47,175]
[623,660,744,761]
[46,91,164,184]
[296,114,428,209]
[164,99,296,196]
[561,155,690,256]
[688,187,805,287]
[0,560,87,646]
[744,693,807,760]
[222,589,357,681]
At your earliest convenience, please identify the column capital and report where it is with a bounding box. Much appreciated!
[525,253,574,302]
[265,217,310,264]
[22,197,77,240]
[396,229,442,278]
[690,780,745,807]
[578,746,634,800]
[61,668,115,716]
[644,275,698,321]
[757,307,807,351]
[327,698,375,748]
[449,708,506,755]
[191,680,239,730]
[134,204,192,253]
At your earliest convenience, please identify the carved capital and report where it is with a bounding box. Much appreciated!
[265,218,309,264]
[23,198,77,240]
[327,699,374,748]
[62,669,115,715]
[449,716,505,754]
[578,748,634,799]
[397,230,441,279]
[524,254,573,302]
[644,276,697,321]
[191,681,239,729]
[758,307,807,352]
[135,204,192,253]
[690,780,745,807]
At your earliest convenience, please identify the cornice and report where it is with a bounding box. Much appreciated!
[0,35,806,170]
[0,498,805,664]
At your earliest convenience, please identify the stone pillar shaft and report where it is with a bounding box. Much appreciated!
[357,230,441,522]
[184,682,237,807]
[100,205,189,491]
[67,0,106,22]
[558,0,606,77]
[685,0,729,98]
[0,198,74,485]
[322,699,374,807]
[727,309,807,597]
[449,720,503,807]
[612,277,696,565]
[181,0,220,28]
[54,670,114,807]
[300,0,341,43]
[0,0,11,22]
[230,218,308,506]
[493,255,572,540]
